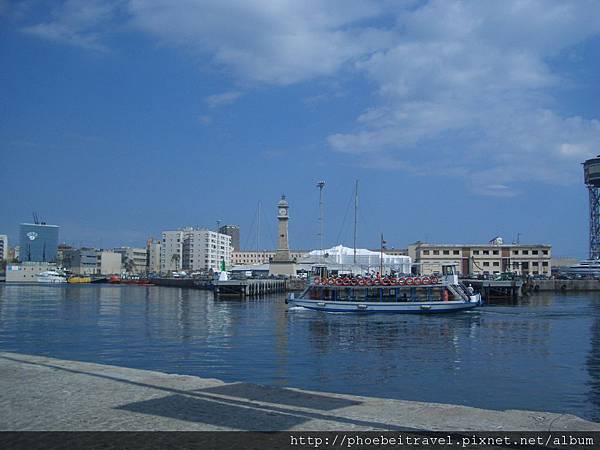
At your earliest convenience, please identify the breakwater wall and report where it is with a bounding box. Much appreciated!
[528,279,600,292]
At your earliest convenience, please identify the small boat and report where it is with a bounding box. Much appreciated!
[68,276,92,284]
[561,259,600,277]
[37,271,68,284]
[287,265,481,314]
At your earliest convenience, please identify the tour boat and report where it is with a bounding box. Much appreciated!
[287,265,481,313]
[36,271,68,284]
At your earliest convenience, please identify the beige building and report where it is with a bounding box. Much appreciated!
[231,250,307,266]
[408,242,551,276]
[5,262,57,282]
[146,239,161,274]
[98,251,122,275]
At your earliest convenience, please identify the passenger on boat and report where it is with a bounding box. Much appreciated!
[467,284,474,295]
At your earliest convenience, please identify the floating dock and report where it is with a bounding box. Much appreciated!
[462,279,523,303]
[213,279,287,298]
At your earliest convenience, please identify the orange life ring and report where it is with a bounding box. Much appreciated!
[431,276,439,284]
[405,277,414,285]
[382,278,390,286]
[335,278,343,286]
[414,277,422,285]
[343,278,351,286]
[421,276,431,285]
[314,277,321,285]
[398,277,406,285]
[366,279,373,286]
[328,278,335,286]
[390,278,398,286]
[358,279,365,286]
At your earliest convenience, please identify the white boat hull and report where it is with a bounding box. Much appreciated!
[288,295,481,314]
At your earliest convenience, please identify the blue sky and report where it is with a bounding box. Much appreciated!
[1,0,600,257]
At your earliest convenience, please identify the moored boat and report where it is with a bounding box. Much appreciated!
[37,270,68,284]
[287,265,481,314]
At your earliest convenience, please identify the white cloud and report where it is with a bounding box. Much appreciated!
[127,0,392,85]
[327,0,600,192]
[20,0,123,52]
[204,91,242,108]
[15,0,600,195]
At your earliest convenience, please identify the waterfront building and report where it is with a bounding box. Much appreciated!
[0,234,7,261]
[8,246,19,261]
[62,248,99,275]
[56,243,74,267]
[160,230,184,272]
[113,247,148,274]
[61,248,122,275]
[408,241,552,276]
[160,228,232,273]
[231,250,308,265]
[98,251,122,275]
[146,239,161,274]
[5,262,57,282]
[218,225,240,252]
[269,195,296,276]
[19,223,59,263]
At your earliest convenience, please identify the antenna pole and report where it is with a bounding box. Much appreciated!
[317,181,325,254]
[353,180,358,264]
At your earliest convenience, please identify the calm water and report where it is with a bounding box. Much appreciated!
[1,284,599,421]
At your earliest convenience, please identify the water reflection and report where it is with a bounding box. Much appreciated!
[0,285,598,421]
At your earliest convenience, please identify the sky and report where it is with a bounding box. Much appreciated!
[1,0,600,257]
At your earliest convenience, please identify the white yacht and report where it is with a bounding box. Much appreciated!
[562,260,600,276]
[37,271,67,283]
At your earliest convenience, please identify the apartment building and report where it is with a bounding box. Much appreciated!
[0,234,7,261]
[146,238,161,274]
[408,242,551,276]
[113,247,148,274]
[161,228,232,273]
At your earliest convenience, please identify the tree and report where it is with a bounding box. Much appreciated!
[171,253,180,271]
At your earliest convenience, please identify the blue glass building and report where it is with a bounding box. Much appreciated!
[19,223,59,262]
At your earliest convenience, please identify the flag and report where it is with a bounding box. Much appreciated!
[220,259,226,271]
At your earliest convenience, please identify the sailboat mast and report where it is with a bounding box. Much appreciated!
[353,180,358,265]
[257,201,261,253]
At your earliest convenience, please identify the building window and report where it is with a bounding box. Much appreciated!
[473,250,480,255]
[423,250,430,255]
[483,250,489,255]
[443,250,449,255]
[513,250,518,255]
[543,250,548,255]
[483,262,489,266]
[453,250,459,255]
[493,262,499,266]
[433,250,439,255]
[532,262,538,266]
[493,250,499,255]
[532,250,538,255]
[542,262,548,266]
[523,250,529,255]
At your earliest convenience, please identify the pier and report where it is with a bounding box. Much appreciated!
[214,279,286,298]
[1,352,598,431]
[462,279,523,303]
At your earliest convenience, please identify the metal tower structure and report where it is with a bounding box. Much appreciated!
[584,156,600,259]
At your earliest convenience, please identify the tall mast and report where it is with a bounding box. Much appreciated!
[317,181,325,254]
[353,179,358,264]
[257,201,261,253]
[380,233,384,276]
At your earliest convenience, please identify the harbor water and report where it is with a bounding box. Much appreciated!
[0,284,599,422]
